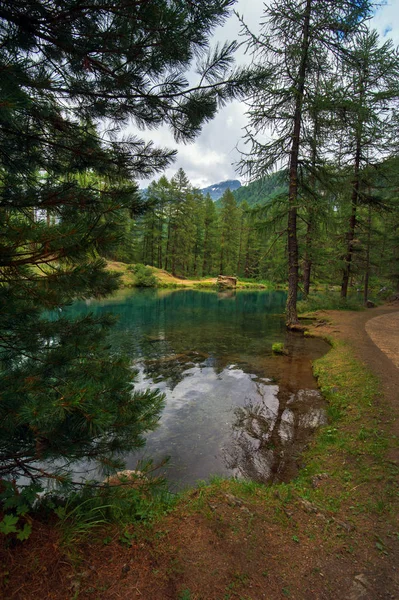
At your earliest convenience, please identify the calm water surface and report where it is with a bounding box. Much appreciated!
[71,288,329,489]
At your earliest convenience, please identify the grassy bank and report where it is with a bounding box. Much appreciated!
[2,320,398,599]
[105,261,277,290]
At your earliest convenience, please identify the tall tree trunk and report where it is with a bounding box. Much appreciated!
[302,73,319,299]
[157,209,163,269]
[303,215,313,297]
[151,212,155,266]
[193,242,198,277]
[286,0,311,328]
[363,203,371,305]
[244,246,250,278]
[341,138,361,298]
[202,224,209,275]
[219,232,225,274]
[164,219,171,271]
[237,213,245,275]
[171,224,177,276]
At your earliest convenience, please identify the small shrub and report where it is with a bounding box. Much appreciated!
[131,264,158,287]
[0,481,41,542]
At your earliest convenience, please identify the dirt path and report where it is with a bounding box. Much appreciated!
[324,305,399,398]
[322,305,399,456]
[366,312,399,371]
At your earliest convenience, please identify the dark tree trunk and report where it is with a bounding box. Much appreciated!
[151,213,155,266]
[164,220,171,271]
[303,216,313,298]
[202,222,210,275]
[286,0,311,328]
[193,242,198,277]
[157,208,163,269]
[363,204,371,305]
[245,245,251,278]
[219,233,224,274]
[341,139,361,298]
[171,233,176,276]
[303,75,319,299]
[237,213,245,275]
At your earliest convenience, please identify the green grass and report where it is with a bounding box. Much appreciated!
[290,339,395,515]
[237,277,280,290]
[298,291,367,312]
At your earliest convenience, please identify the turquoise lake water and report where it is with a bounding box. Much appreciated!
[69,288,329,489]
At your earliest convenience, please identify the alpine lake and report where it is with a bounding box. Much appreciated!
[69,288,329,491]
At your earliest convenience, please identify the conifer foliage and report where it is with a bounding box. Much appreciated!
[0,1,259,487]
[238,0,374,326]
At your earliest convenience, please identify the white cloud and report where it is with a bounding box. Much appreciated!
[371,1,399,45]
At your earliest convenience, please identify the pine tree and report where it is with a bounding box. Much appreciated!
[219,189,240,274]
[0,0,261,488]
[191,191,206,277]
[202,195,220,275]
[167,169,194,276]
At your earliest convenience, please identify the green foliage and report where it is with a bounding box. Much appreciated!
[0,481,41,541]
[1,0,264,493]
[219,189,240,275]
[127,151,399,292]
[237,0,377,322]
[132,264,158,287]
[55,496,111,547]
[51,467,176,547]
[231,173,288,208]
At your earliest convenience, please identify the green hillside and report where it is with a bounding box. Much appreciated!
[231,171,288,208]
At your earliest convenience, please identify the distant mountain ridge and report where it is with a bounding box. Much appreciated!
[141,173,287,207]
[232,172,288,208]
[200,179,241,200]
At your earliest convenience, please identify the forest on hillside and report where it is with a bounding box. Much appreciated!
[111,157,399,301]
[108,1,399,313]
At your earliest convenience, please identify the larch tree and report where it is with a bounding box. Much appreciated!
[202,194,220,276]
[0,0,263,489]
[238,0,372,327]
[335,30,399,298]
[219,188,240,275]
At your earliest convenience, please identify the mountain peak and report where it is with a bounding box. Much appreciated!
[200,179,241,201]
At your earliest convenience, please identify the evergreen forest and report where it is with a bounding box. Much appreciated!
[115,157,399,303]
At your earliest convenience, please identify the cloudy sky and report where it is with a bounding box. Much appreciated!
[136,0,399,189]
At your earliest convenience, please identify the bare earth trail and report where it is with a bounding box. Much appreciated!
[312,305,399,600]
[323,305,399,459]
[365,312,399,371]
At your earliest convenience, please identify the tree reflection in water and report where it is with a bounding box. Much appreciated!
[225,387,327,484]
